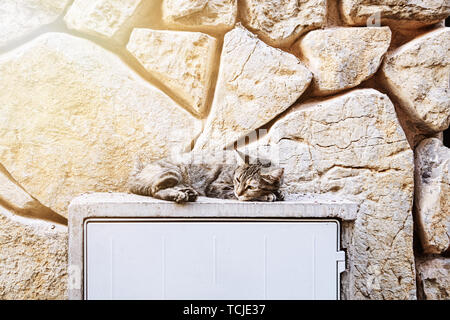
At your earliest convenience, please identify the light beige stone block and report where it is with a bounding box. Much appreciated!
[247,89,416,299]
[241,0,327,47]
[64,0,156,43]
[414,138,450,254]
[416,257,450,300]
[0,164,66,225]
[297,27,391,96]
[0,0,70,47]
[194,25,312,152]
[341,0,450,28]
[0,33,201,217]
[162,0,237,33]
[127,28,217,117]
[0,206,67,299]
[381,28,450,133]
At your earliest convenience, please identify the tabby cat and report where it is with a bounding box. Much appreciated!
[128,151,284,202]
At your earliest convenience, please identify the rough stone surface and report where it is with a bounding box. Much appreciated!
[241,0,327,47]
[381,28,450,133]
[194,25,312,151]
[0,33,201,217]
[414,138,450,254]
[247,89,416,299]
[162,0,237,33]
[64,0,155,43]
[0,164,66,224]
[0,0,70,47]
[127,28,217,117]
[2,0,449,301]
[340,0,450,28]
[416,257,450,300]
[0,206,67,299]
[297,27,391,96]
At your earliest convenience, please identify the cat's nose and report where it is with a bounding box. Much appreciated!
[235,187,244,197]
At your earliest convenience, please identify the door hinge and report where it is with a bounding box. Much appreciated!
[336,251,346,273]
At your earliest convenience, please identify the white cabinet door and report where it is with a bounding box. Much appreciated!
[85,219,343,300]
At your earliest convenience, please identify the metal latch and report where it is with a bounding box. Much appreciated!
[336,251,346,273]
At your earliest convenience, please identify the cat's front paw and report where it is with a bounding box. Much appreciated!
[256,193,277,202]
[184,188,198,202]
[274,190,285,201]
[174,187,198,203]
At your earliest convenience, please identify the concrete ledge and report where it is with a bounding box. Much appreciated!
[68,192,358,299]
[69,192,358,220]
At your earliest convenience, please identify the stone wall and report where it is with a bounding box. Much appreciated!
[0,0,448,300]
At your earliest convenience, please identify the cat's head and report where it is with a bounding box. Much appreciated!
[233,151,284,201]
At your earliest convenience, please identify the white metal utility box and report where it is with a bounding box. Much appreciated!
[68,193,358,300]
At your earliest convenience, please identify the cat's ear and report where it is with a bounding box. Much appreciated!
[234,150,247,165]
[261,167,284,184]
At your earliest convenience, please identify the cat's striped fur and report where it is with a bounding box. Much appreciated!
[128,151,284,203]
